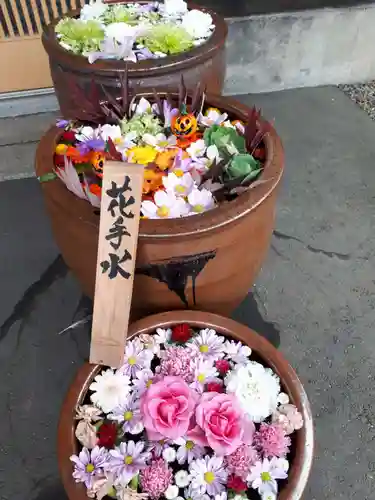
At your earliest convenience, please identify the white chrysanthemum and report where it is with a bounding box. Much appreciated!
[76,125,96,142]
[181,9,213,39]
[163,0,188,16]
[80,0,108,20]
[162,447,177,463]
[190,328,225,361]
[225,362,280,422]
[189,456,228,496]
[175,470,191,487]
[89,369,131,413]
[224,340,252,365]
[165,485,179,500]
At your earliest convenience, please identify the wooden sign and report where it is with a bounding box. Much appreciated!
[90,161,144,368]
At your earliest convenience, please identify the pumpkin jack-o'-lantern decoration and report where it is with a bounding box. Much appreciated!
[171,103,200,148]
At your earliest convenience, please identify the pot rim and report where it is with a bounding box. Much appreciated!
[57,311,313,500]
[42,1,228,77]
[35,93,284,239]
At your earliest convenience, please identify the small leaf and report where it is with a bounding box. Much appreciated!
[241,168,262,184]
[38,172,58,183]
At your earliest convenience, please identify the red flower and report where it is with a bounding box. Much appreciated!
[206,382,224,393]
[215,359,231,375]
[61,130,76,143]
[227,474,248,492]
[171,324,192,343]
[97,422,117,448]
[54,154,65,168]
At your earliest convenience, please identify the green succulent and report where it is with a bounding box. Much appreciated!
[138,23,194,55]
[204,125,246,156]
[102,4,138,25]
[55,18,104,54]
[226,154,261,181]
[121,113,163,138]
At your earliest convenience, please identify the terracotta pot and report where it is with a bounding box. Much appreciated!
[57,310,314,500]
[42,1,227,117]
[35,93,283,319]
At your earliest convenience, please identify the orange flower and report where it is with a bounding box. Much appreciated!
[154,149,179,171]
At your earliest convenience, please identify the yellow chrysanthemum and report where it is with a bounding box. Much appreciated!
[128,146,157,165]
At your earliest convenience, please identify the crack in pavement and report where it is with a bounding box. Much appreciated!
[0,255,68,344]
[273,229,352,261]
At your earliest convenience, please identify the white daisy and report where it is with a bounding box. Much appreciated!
[175,438,205,464]
[225,362,281,422]
[118,338,153,378]
[138,334,161,356]
[190,328,225,361]
[76,125,96,142]
[184,483,210,500]
[99,124,122,142]
[186,139,206,160]
[80,0,108,21]
[189,456,228,496]
[224,340,252,365]
[141,190,190,219]
[143,133,177,151]
[107,394,144,435]
[215,494,227,500]
[188,188,216,214]
[155,327,172,345]
[132,97,152,115]
[132,369,154,396]
[181,10,213,39]
[247,458,288,496]
[198,108,228,127]
[89,369,131,413]
[190,358,219,393]
[163,172,195,198]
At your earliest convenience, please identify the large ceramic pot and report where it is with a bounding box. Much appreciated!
[57,310,314,500]
[35,93,283,320]
[42,1,227,117]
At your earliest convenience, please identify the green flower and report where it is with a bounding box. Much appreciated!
[204,125,246,155]
[138,23,194,55]
[121,113,163,138]
[55,18,104,54]
[227,154,261,181]
[102,4,138,25]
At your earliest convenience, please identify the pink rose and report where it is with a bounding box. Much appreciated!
[188,392,255,456]
[141,376,199,441]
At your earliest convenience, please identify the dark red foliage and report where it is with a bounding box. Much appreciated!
[61,130,76,143]
[215,359,231,375]
[97,422,117,449]
[227,475,248,492]
[171,323,192,343]
[106,138,123,161]
[206,382,224,393]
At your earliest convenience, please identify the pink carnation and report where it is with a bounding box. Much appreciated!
[254,423,291,458]
[273,404,304,435]
[159,346,195,383]
[140,458,172,499]
[225,444,259,479]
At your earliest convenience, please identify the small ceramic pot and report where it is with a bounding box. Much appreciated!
[57,310,314,500]
[42,0,228,117]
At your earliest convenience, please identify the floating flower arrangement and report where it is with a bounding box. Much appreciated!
[71,325,303,500]
[50,79,271,219]
[55,0,215,63]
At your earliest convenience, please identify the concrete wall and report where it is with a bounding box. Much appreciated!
[224,4,375,94]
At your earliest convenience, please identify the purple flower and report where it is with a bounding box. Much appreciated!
[77,138,106,155]
[56,119,70,129]
[147,439,173,458]
[118,338,153,378]
[70,446,109,488]
[108,441,151,484]
[171,149,192,173]
[136,47,157,60]
[108,394,144,434]
[163,100,179,127]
